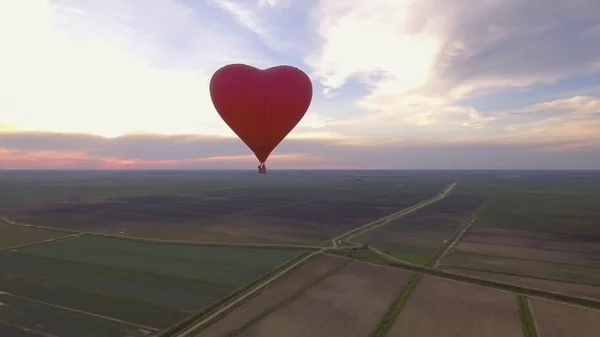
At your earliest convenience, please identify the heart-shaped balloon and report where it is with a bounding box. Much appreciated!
[209,64,313,164]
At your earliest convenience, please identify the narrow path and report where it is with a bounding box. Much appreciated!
[0,233,79,252]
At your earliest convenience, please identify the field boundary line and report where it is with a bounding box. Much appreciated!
[84,233,323,250]
[369,273,421,337]
[516,295,538,337]
[528,297,541,335]
[2,215,323,249]
[227,259,352,337]
[0,291,159,331]
[168,249,325,336]
[332,182,457,247]
[0,233,79,252]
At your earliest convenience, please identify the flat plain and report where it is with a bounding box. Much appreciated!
[2,170,600,336]
[530,298,600,337]
[238,260,412,337]
[388,275,523,337]
[196,254,349,337]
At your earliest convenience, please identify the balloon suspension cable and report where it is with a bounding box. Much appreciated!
[258,162,267,174]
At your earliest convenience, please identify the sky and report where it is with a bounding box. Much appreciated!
[1,0,600,170]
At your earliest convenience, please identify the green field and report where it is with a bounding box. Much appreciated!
[0,295,151,337]
[0,235,305,332]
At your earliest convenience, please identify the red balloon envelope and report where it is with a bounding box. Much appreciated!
[209,64,313,169]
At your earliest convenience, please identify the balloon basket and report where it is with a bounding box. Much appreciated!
[258,164,267,174]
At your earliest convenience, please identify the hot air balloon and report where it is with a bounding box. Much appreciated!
[209,64,313,174]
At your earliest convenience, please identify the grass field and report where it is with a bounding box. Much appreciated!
[387,276,523,337]
[0,234,305,335]
[236,260,411,337]
[357,193,486,264]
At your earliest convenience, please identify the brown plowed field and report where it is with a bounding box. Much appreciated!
[0,188,435,244]
[238,261,411,337]
[454,241,600,267]
[462,228,600,254]
[530,298,600,337]
[388,276,522,337]
[196,254,348,337]
[441,267,600,299]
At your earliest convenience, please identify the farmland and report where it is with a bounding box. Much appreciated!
[529,298,600,337]
[440,176,600,296]
[0,171,448,245]
[0,234,306,336]
[236,260,412,337]
[357,193,487,264]
[2,170,600,336]
[387,276,522,337]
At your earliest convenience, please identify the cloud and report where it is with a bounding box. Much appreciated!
[1,0,600,169]
[209,0,314,57]
[1,130,600,170]
[306,0,600,129]
[0,0,270,138]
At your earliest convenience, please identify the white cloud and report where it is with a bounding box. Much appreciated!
[210,0,300,54]
[258,0,289,8]
[307,0,600,129]
[0,0,268,138]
